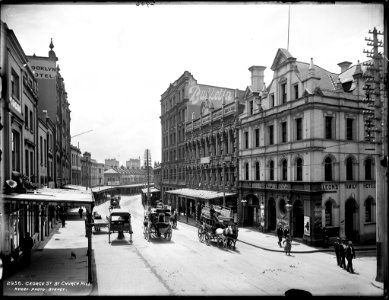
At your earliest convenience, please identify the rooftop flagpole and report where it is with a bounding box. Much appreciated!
[287,5,291,51]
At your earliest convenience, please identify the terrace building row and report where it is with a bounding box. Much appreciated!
[160,48,377,246]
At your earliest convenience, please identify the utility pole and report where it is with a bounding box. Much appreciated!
[144,149,151,207]
[222,97,226,208]
[363,27,388,291]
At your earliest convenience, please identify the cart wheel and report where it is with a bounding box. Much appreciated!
[205,233,210,246]
[143,225,147,240]
[198,227,204,243]
[166,229,172,241]
[146,227,151,241]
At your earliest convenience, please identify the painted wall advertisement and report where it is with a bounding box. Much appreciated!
[187,78,236,120]
[304,216,310,236]
[29,59,57,80]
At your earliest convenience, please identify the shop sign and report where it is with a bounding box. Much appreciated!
[364,183,375,188]
[322,183,338,192]
[278,183,290,190]
[265,183,276,189]
[200,157,210,164]
[345,183,357,189]
[304,216,310,236]
[10,97,21,113]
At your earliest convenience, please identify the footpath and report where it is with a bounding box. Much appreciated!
[2,212,94,297]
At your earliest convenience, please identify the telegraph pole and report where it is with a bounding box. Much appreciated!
[363,27,388,291]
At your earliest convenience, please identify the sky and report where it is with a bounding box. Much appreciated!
[1,1,384,166]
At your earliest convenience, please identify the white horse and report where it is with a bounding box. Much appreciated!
[215,225,233,248]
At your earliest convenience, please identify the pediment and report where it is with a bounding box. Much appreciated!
[270,48,296,71]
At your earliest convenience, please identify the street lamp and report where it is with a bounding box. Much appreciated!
[241,199,247,227]
[285,202,293,234]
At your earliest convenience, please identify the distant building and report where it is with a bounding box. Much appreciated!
[104,166,152,186]
[126,157,141,169]
[70,144,81,185]
[81,151,104,188]
[105,158,119,169]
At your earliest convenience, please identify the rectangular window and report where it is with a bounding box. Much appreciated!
[30,110,33,132]
[30,151,34,179]
[44,139,47,167]
[25,149,29,176]
[325,116,333,139]
[24,106,29,128]
[346,118,354,140]
[40,136,43,165]
[294,84,299,100]
[281,83,287,104]
[281,122,287,143]
[244,131,249,149]
[269,125,274,145]
[255,128,259,147]
[269,94,274,108]
[11,70,20,99]
[296,118,302,140]
[12,131,21,171]
[249,100,253,115]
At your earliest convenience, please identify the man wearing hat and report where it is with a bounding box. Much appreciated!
[334,237,341,266]
[346,240,356,273]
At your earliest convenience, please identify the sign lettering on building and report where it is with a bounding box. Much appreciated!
[30,60,57,80]
[322,183,338,192]
[346,183,357,189]
[10,97,21,113]
[278,183,290,190]
[364,183,376,188]
[188,83,235,105]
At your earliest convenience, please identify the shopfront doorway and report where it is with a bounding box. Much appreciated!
[345,198,359,242]
[267,198,276,231]
[292,200,304,237]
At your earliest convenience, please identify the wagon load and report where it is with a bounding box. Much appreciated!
[198,205,238,249]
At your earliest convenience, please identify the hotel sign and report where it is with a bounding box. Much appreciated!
[30,60,57,80]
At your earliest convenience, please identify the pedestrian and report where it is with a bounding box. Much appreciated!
[22,232,34,266]
[346,241,356,273]
[283,226,289,238]
[78,207,84,219]
[340,240,347,269]
[334,237,341,266]
[60,212,66,228]
[277,224,283,247]
[283,234,292,256]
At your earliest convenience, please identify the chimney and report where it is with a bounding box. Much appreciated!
[42,110,48,120]
[248,66,266,92]
[337,61,352,73]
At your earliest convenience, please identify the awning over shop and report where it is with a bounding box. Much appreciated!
[2,187,94,205]
[141,187,160,194]
[165,188,236,200]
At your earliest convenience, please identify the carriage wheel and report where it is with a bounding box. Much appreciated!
[145,227,151,241]
[143,225,147,240]
[198,227,204,243]
[166,228,172,241]
[205,233,210,246]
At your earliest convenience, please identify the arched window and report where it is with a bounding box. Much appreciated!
[245,162,249,180]
[269,160,274,180]
[324,157,333,181]
[279,199,286,216]
[346,157,354,181]
[282,159,288,181]
[255,161,260,180]
[325,201,332,226]
[296,158,303,181]
[365,158,373,180]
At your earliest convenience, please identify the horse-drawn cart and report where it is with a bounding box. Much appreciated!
[143,203,172,241]
[108,208,133,243]
[198,205,238,249]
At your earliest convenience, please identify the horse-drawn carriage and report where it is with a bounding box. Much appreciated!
[198,205,238,249]
[108,208,133,243]
[143,202,172,241]
[109,195,121,210]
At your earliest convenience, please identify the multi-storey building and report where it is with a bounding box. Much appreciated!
[70,144,82,185]
[161,71,245,222]
[238,48,376,245]
[126,157,141,169]
[104,166,150,186]
[27,39,71,187]
[80,152,104,188]
[105,158,120,169]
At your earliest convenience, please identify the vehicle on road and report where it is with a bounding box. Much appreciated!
[109,195,121,211]
[108,208,133,243]
[143,202,172,241]
[198,205,238,249]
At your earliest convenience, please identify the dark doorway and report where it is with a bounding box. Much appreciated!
[293,200,304,237]
[268,198,276,231]
[345,198,358,242]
